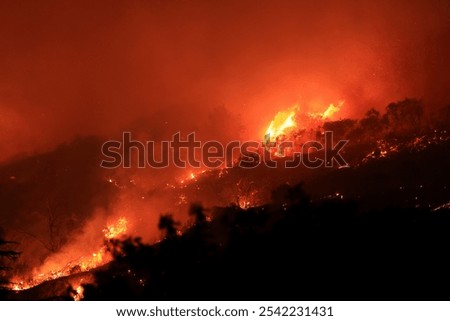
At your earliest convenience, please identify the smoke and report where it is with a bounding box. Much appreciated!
[0,0,449,162]
[1,0,449,281]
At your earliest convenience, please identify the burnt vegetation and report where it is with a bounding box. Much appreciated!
[0,236,20,298]
[2,98,450,300]
[81,184,450,300]
[77,99,450,300]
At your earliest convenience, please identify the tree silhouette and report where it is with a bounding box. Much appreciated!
[271,183,310,207]
[0,237,20,289]
[435,105,450,129]
[323,119,357,139]
[188,203,206,224]
[384,98,423,136]
[360,108,383,134]
[158,214,179,238]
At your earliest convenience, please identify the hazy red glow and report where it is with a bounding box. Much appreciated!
[11,216,129,291]
[0,0,449,162]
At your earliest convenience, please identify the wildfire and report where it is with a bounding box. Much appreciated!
[73,285,84,301]
[265,101,343,141]
[308,102,344,120]
[103,217,128,239]
[265,106,298,141]
[10,217,129,293]
[321,102,342,119]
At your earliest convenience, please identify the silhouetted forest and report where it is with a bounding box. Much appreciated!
[2,98,450,300]
[0,237,19,299]
[77,100,450,300]
[78,185,450,300]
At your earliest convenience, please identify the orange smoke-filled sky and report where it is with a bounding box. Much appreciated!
[0,0,449,162]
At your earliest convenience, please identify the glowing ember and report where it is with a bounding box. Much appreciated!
[238,199,251,209]
[178,171,200,185]
[73,285,84,301]
[103,217,128,239]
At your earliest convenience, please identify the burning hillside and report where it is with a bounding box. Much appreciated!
[264,102,343,141]
[0,0,449,308]
[4,101,347,292]
[2,98,450,300]
[10,216,128,291]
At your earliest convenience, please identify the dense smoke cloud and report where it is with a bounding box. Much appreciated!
[0,0,449,162]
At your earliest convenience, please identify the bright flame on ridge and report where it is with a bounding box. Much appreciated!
[265,105,298,140]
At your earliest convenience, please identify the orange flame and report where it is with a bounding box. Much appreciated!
[321,102,342,119]
[11,217,129,292]
[308,102,344,120]
[103,217,128,239]
[265,105,298,140]
[265,101,344,141]
[73,285,84,301]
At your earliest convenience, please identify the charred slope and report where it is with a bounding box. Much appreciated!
[178,136,450,211]
[4,132,450,300]
[0,136,117,226]
[80,197,450,300]
[78,137,450,300]
[0,136,119,282]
